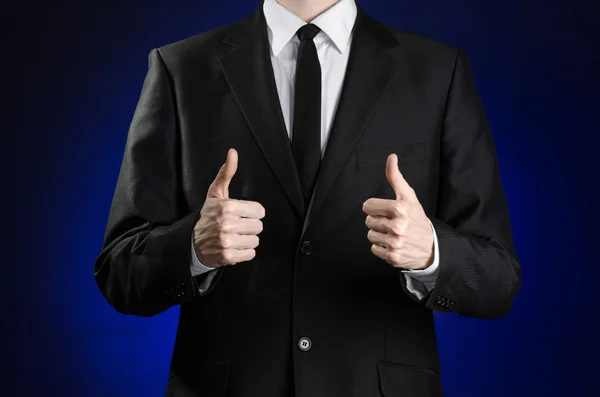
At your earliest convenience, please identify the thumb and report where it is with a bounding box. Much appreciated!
[207,148,238,199]
[385,153,418,202]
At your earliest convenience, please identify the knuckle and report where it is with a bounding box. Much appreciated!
[219,220,233,233]
[219,200,235,215]
[393,202,406,217]
[217,232,231,248]
[397,238,405,249]
[390,222,403,236]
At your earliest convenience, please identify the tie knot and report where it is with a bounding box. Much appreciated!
[296,24,320,41]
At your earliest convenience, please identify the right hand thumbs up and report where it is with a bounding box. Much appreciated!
[194,148,266,268]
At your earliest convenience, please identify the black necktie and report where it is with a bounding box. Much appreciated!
[292,24,322,214]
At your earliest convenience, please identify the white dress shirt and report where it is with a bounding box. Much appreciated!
[190,0,440,299]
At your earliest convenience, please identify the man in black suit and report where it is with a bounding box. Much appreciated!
[94,0,521,396]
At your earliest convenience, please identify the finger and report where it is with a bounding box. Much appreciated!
[362,198,397,217]
[220,199,266,219]
[207,148,238,199]
[385,153,418,202]
[365,215,391,233]
[229,234,260,250]
[235,248,257,263]
[221,248,256,265]
[368,229,405,251]
[367,215,410,236]
[371,244,393,264]
[366,229,391,248]
[363,198,409,218]
[220,218,263,235]
[216,233,258,249]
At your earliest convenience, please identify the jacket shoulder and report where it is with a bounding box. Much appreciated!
[382,24,462,61]
[153,20,240,67]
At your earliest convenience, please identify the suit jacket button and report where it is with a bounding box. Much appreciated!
[300,241,314,255]
[298,337,312,351]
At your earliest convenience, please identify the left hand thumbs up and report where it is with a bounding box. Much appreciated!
[362,153,434,270]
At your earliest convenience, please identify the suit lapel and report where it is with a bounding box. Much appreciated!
[219,7,306,218]
[219,5,407,229]
[304,7,405,230]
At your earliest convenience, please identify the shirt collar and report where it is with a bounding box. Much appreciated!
[263,0,357,56]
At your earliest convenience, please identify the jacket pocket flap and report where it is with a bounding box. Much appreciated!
[378,361,443,397]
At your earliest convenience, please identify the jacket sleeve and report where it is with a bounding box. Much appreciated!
[94,48,217,317]
[400,50,522,319]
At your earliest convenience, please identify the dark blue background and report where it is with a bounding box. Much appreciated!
[5,0,599,395]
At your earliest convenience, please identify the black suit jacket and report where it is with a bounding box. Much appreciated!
[95,3,521,397]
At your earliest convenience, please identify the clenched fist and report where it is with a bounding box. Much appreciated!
[362,153,434,270]
[193,148,265,268]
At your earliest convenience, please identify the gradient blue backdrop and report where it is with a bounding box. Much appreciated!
[5,0,600,396]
